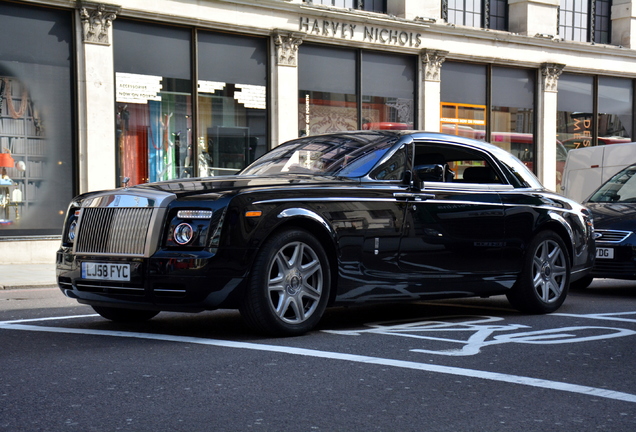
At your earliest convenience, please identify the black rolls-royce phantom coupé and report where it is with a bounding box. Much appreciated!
[57,131,595,335]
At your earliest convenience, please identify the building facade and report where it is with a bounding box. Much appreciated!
[1,0,636,262]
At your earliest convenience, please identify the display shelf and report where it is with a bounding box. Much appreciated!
[0,77,46,223]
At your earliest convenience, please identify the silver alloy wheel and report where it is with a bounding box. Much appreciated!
[531,238,567,303]
[267,240,323,324]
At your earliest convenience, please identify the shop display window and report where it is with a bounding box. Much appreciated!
[114,20,193,186]
[299,45,415,135]
[0,4,74,235]
[441,63,539,178]
[557,74,632,151]
[361,52,415,131]
[299,45,358,135]
[197,32,267,176]
[557,74,594,151]
[440,62,487,139]
[491,67,535,169]
[598,76,633,142]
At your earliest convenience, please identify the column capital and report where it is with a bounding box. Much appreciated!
[421,49,449,82]
[78,2,121,45]
[273,31,305,67]
[541,63,565,92]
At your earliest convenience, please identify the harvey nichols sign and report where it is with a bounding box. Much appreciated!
[299,17,423,48]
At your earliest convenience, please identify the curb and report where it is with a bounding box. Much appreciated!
[0,284,58,290]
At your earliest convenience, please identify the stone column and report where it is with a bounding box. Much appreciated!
[272,31,303,146]
[508,0,559,37]
[77,2,120,192]
[612,0,636,48]
[537,63,565,192]
[420,49,448,132]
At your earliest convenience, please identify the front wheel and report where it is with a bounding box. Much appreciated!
[92,306,159,322]
[506,231,570,314]
[239,228,331,336]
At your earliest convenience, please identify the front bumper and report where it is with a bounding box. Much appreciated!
[592,243,636,280]
[56,247,249,312]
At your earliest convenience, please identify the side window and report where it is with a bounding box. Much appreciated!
[413,143,504,185]
[370,145,407,181]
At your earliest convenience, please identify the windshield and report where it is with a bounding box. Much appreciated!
[240,133,399,177]
[588,165,636,203]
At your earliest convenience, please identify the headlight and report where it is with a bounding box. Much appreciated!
[68,220,78,242]
[165,208,219,248]
[62,208,81,246]
[173,223,194,245]
[177,210,213,219]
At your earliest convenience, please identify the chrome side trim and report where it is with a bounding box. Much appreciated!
[277,208,333,234]
[75,283,144,291]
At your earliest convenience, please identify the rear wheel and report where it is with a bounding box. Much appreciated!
[240,228,331,336]
[506,231,570,314]
[92,306,159,322]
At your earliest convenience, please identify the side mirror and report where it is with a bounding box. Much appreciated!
[403,170,423,190]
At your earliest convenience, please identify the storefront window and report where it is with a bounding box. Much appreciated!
[299,46,416,135]
[114,20,192,186]
[440,62,487,139]
[197,32,267,176]
[299,45,357,135]
[0,4,74,236]
[598,76,632,142]
[442,63,538,174]
[361,52,415,130]
[491,67,535,168]
[557,74,594,151]
[557,74,632,150]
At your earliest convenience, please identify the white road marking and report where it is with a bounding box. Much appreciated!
[324,315,636,356]
[1,315,636,404]
[555,311,636,324]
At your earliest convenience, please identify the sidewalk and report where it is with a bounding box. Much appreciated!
[0,263,57,289]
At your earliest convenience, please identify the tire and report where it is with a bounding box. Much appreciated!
[92,306,159,322]
[506,230,570,314]
[570,275,593,290]
[239,228,331,336]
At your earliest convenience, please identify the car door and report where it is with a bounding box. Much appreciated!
[330,143,413,302]
[397,141,510,294]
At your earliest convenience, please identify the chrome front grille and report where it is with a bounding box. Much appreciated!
[595,229,633,243]
[75,207,155,256]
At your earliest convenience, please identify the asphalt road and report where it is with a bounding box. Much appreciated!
[1,279,635,432]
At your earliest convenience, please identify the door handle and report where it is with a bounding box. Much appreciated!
[393,193,435,201]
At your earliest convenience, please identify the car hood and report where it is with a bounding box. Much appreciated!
[120,174,358,198]
[585,202,636,231]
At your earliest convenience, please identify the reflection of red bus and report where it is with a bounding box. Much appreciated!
[560,136,632,151]
[362,122,411,130]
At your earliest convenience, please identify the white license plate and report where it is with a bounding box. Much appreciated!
[596,247,615,259]
[81,262,131,281]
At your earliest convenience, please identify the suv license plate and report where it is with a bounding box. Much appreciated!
[596,247,614,259]
[81,262,131,281]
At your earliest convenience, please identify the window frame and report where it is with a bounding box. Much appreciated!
[558,0,612,43]
[442,0,509,31]
[306,0,387,13]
